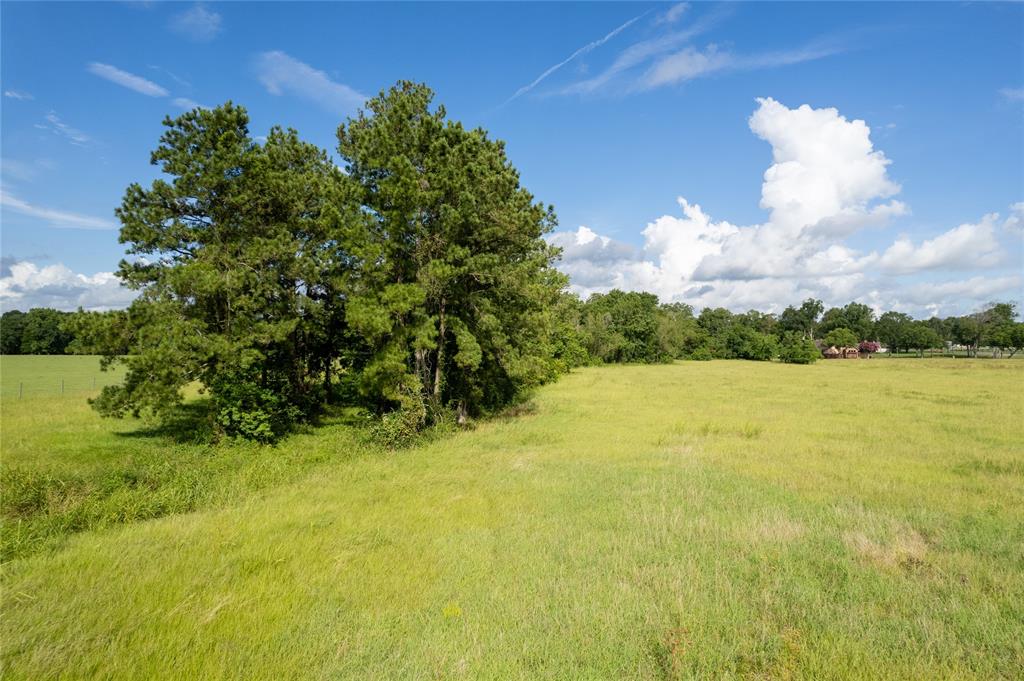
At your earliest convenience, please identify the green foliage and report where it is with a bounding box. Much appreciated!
[209,369,306,442]
[778,298,823,338]
[824,327,859,349]
[368,406,427,449]
[336,81,565,423]
[904,321,943,357]
[818,303,874,341]
[7,308,73,354]
[1,310,27,354]
[580,290,663,363]
[778,333,820,364]
[94,103,347,440]
[874,311,914,354]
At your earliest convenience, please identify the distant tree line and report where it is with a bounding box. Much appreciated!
[1,309,74,355]
[554,293,1023,365]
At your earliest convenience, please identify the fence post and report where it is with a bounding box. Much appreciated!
[61,378,64,395]
[93,376,96,389]
[19,382,23,400]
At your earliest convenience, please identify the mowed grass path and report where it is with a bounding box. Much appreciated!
[3,359,1023,678]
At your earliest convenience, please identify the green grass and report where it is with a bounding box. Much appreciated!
[2,357,1023,678]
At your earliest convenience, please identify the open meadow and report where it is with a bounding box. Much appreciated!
[2,355,1023,678]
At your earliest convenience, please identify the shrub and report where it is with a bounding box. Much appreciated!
[859,340,881,355]
[209,372,304,443]
[688,345,714,361]
[778,333,820,364]
[369,408,426,449]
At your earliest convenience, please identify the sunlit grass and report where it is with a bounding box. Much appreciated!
[2,358,1022,678]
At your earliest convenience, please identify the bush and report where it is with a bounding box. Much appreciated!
[369,408,426,449]
[778,333,820,364]
[209,372,305,443]
[688,345,715,361]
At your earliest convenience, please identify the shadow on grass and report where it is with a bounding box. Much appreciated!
[114,400,217,445]
[114,399,372,445]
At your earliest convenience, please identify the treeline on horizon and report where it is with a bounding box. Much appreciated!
[4,295,1021,364]
[2,81,1020,444]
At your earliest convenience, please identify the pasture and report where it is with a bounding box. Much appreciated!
[2,356,1022,678]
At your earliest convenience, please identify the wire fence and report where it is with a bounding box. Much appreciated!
[1,375,124,400]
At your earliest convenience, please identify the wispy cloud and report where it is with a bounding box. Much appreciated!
[172,97,205,110]
[505,10,649,105]
[562,6,730,95]
[4,90,33,101]
[1,158,56,182]
[655,3,689,26]
[36,112,91,146]
[88,62,169,97]
[254,51,365,115]
[639,38,848,90]
[0,189,115,229]
[169,4,222,42]
[1000,87,1024,102]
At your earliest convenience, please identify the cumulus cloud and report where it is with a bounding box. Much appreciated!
[87,62,169,97]
[0,261,135,312]
[877,215,1005,275]
[0,189,115,230]
[550,97,1018,316]
[255,51,365,115]
[169,4,222,42]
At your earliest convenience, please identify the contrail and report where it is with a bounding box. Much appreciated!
[504,10,650,105]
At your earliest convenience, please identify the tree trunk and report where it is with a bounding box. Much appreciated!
[433,299,445,400]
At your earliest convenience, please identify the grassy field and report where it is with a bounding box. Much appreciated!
[2,356,1022,678]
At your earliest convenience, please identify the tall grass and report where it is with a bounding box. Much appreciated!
[2,357,1022,678]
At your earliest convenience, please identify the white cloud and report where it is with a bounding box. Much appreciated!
[505,11,647,104]
[639,41,844,91]
[1,158,56,182]
[88,62,169,97]
[565,8,726,95]
[641,45,732,88]
[37,112,91,146]
[255,51,365,115]
[550,97,1016,315]
[0,189,115,230]
[999,87,1024,102]
[561,7,843,96]
[748,97,902,235]
[877,215,1005,275]
[0,261,136,312]
[169,4,222,42]
[1004,202,1024,233]
[172,97,205,110]
[656,3,689,25]
[4,90,33,100]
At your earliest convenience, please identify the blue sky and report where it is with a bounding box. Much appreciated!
[1,1,1021,316]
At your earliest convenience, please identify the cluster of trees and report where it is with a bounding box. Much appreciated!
[557,293,1023,365]
[0,309,74,355]
[72,83,571,442]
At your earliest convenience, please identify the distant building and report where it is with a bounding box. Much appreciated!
[823,345,860,359]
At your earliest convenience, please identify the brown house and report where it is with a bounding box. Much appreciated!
[823,345,860,359]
